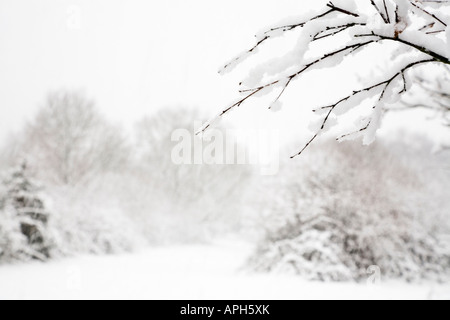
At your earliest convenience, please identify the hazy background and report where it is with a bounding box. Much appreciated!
[0,0,315,138]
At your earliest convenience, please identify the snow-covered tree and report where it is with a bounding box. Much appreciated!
[249,139,450,282]
[200,0,450,156]
[0,206,29,263]
[13,90,129,186]
[0,162,53,261]
[133,108,252,242]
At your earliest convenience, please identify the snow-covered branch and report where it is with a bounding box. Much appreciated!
[202,0,450,156]
[400,72,450,126]
[293,58,435,158]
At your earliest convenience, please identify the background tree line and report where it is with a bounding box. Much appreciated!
[0,88,449,283]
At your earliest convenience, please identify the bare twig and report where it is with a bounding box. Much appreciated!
[326,2,359,17]
[383,0,391,24]
[410,1,448,26]
[337,121,371,141]
[419,22,436,31]
[221,2,360,73]
[290,134,319,159]
[313,23,366,41]
[207,1,450,156]
[200,41,377,134]
[269,77,293,110]
[293,59,435,157]
[221,36,269,73]
[400,71,407,94]
[395,4,401,23]
[355,33,450,65]
[426,29,446,34]
[370,0,389,23]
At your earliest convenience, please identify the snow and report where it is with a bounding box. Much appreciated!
[0,241,448,300]
[400,30,448,60]
[446,27,450,59]
[0,0,449,301]
[332,87,382,116]
[307,115,337,134]
[243,33,309,88]
[269,100,283,112]
[364,104,383,145]
[334,0,357,13]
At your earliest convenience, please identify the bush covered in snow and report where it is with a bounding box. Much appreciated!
[249,139,450,282]
[48,183,144,256]
[0,168,144,262]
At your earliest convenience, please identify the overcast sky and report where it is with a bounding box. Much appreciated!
[0,0,448,149]
[0,1,321,136]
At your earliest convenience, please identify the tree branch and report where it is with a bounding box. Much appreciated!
[203,41,377,134]
[221,2,360,73]
[290,134,319,159]
[410,1,447,27]
[313,23,367,41]
[355,33,450,65]
[208,1,450,156]
[293,59,435,157]
[370,0,389,23]
[326,2,359,17]
[383,0,391,24]
[337,121,371,141]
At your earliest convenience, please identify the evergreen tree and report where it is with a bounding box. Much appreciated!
[0,206,29,262]
[1,162,52,261]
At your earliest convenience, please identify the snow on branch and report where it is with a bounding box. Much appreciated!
[400,71,450,126]
[200,0,450,156]
[219,2,360,75]
[295,58,435,157]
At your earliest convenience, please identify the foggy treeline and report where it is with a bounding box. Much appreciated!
[0,90,252,257]
[0,89,449,282]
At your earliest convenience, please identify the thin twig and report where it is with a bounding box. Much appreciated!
[337,121,371,141]
[202,41,378,135]
[290,134,319,158]
[370,0,389,23]
[410,1,447,26]
[296,59,435,157]
[383,0,391,24]
[221,2,361,73]
[313,23,366,41]
[355,33,450,65]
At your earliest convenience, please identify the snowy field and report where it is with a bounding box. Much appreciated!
[1,241,449,300]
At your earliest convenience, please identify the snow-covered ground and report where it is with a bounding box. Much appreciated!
[0,241,449,300]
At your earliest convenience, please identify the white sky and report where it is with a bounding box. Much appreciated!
[0,0,448,149]
[0,0,319,135]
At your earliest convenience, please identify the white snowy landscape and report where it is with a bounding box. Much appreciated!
[1,240,450,300]
[1,0,450,301]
